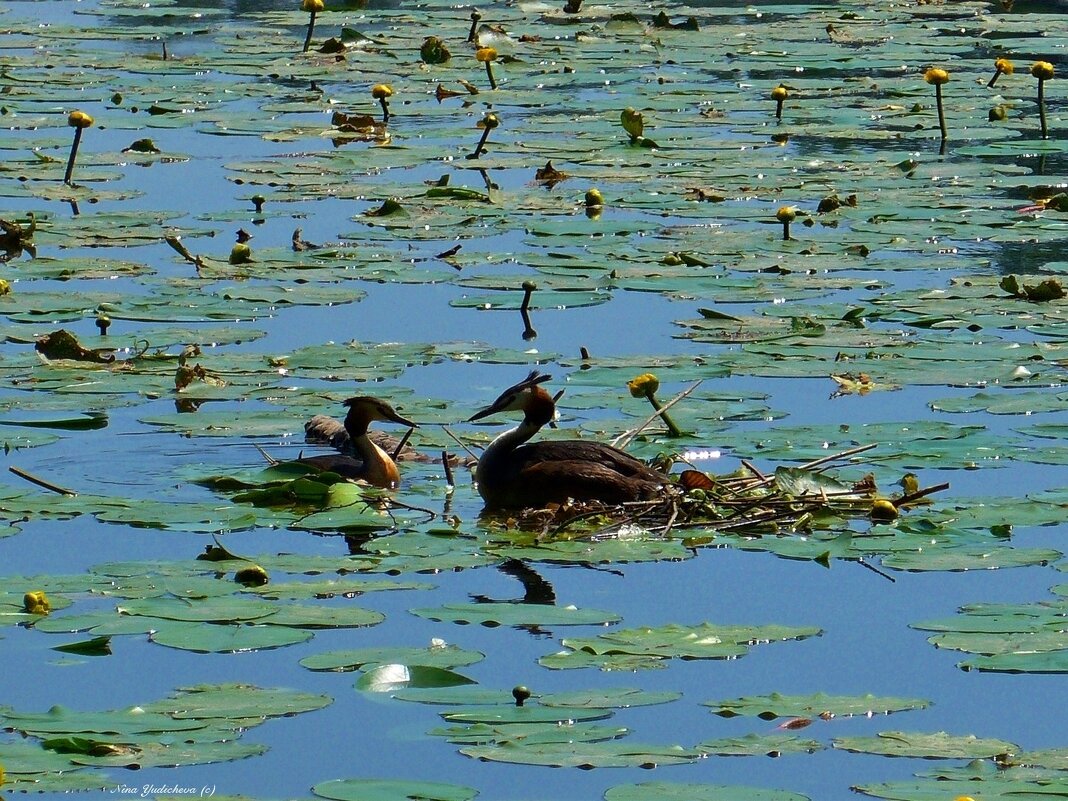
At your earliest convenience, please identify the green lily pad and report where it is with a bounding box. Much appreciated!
[140,683,332,720]
[458,739,703,768]
[356,664,477,693]
[539,687,681,709]
[696,733,824,757]
[431,720,628,746]
[410,602,621,627]
[148,621,313,653]
[116,595,279,623]
[299,644,485,673]
[833,731,1019,759]
[553,621,822,664]
[960,650,1068,674]
[853,775,1068,801]
[605,783,811,801]
[312,779,478,801]
[706,692,931,720]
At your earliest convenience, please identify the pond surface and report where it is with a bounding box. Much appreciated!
[0,1,1066,799]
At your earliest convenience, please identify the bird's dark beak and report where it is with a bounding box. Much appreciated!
[467,404,497,422]
[385,408,418,428]
[468,395,511,422]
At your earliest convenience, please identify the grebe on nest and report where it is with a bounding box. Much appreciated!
[300,397,416,489]
[468,371,670,509]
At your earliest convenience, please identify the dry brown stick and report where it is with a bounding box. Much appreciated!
[661,499,679,537]
[613,379,702,450]
[741,442,881,491]
[798,442,879,471]
[739,459,767,481]
[891,481,950,507]
[441,424,481,460]
[552,499,661,537]
[8,465,76,496]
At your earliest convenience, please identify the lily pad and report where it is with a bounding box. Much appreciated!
[300,644,485,673]
[833,731,1019,759]
[312,779,478,801]
[605,783,811,801]
[410,602,621,627]
[706,692,931,720]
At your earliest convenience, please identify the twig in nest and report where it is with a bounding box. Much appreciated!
[548,499,661,537]
[739,459,767,482]
[891,481,950,507]
[738,443,881,492]
[661,498,679,536]
[613,379,702,450]
[9,466,76,496]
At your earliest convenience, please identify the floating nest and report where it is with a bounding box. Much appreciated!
[500,444,948,538]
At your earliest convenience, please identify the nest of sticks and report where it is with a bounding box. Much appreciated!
[505,443,949,539]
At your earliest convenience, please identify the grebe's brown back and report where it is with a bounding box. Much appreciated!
[468,371,669,509]
[300,397,416,489]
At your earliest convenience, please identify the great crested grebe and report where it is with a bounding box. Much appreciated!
[299,397,416,489]
[468,371,670,509]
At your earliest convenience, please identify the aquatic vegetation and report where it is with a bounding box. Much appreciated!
[1032,60,1055,138]
[771,85,789,120]
[475,47,498,90]
[63,111,93,185]
[0,0,1064,799]
[988,57,1014,88]
[300,0,324,53]
[924,67,950,141]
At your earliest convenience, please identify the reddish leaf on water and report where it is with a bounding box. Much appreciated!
[778,717,813,731]
[679,470,715,491]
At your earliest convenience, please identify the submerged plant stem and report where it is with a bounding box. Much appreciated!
[469,128,491,159]
[644,390,683,437]
[1038,79,1048,139]
[64,128,84,185]
[935,83,947,141]
[302,10,317,53]
[9,466,76,496]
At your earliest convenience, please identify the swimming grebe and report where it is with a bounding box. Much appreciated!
[468,371,670,509]
[299,397,416,489]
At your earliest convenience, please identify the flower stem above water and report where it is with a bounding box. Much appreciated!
[988,57,1013,88]
[476,47,498,90]
[1032,61,1054,139]
[64,110,94,185]
[628,373,683,438]
[301,0,324,53]
[924,67,949,141]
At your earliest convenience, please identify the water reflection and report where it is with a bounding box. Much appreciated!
[991,237,1068,275]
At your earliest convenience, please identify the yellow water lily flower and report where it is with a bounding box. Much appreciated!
[628,373,660,398]
[476,47,498,89]
[23,590,51,615]
[67,110,94,128]
[1031,61,1054,81]
[924,67,949,85]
